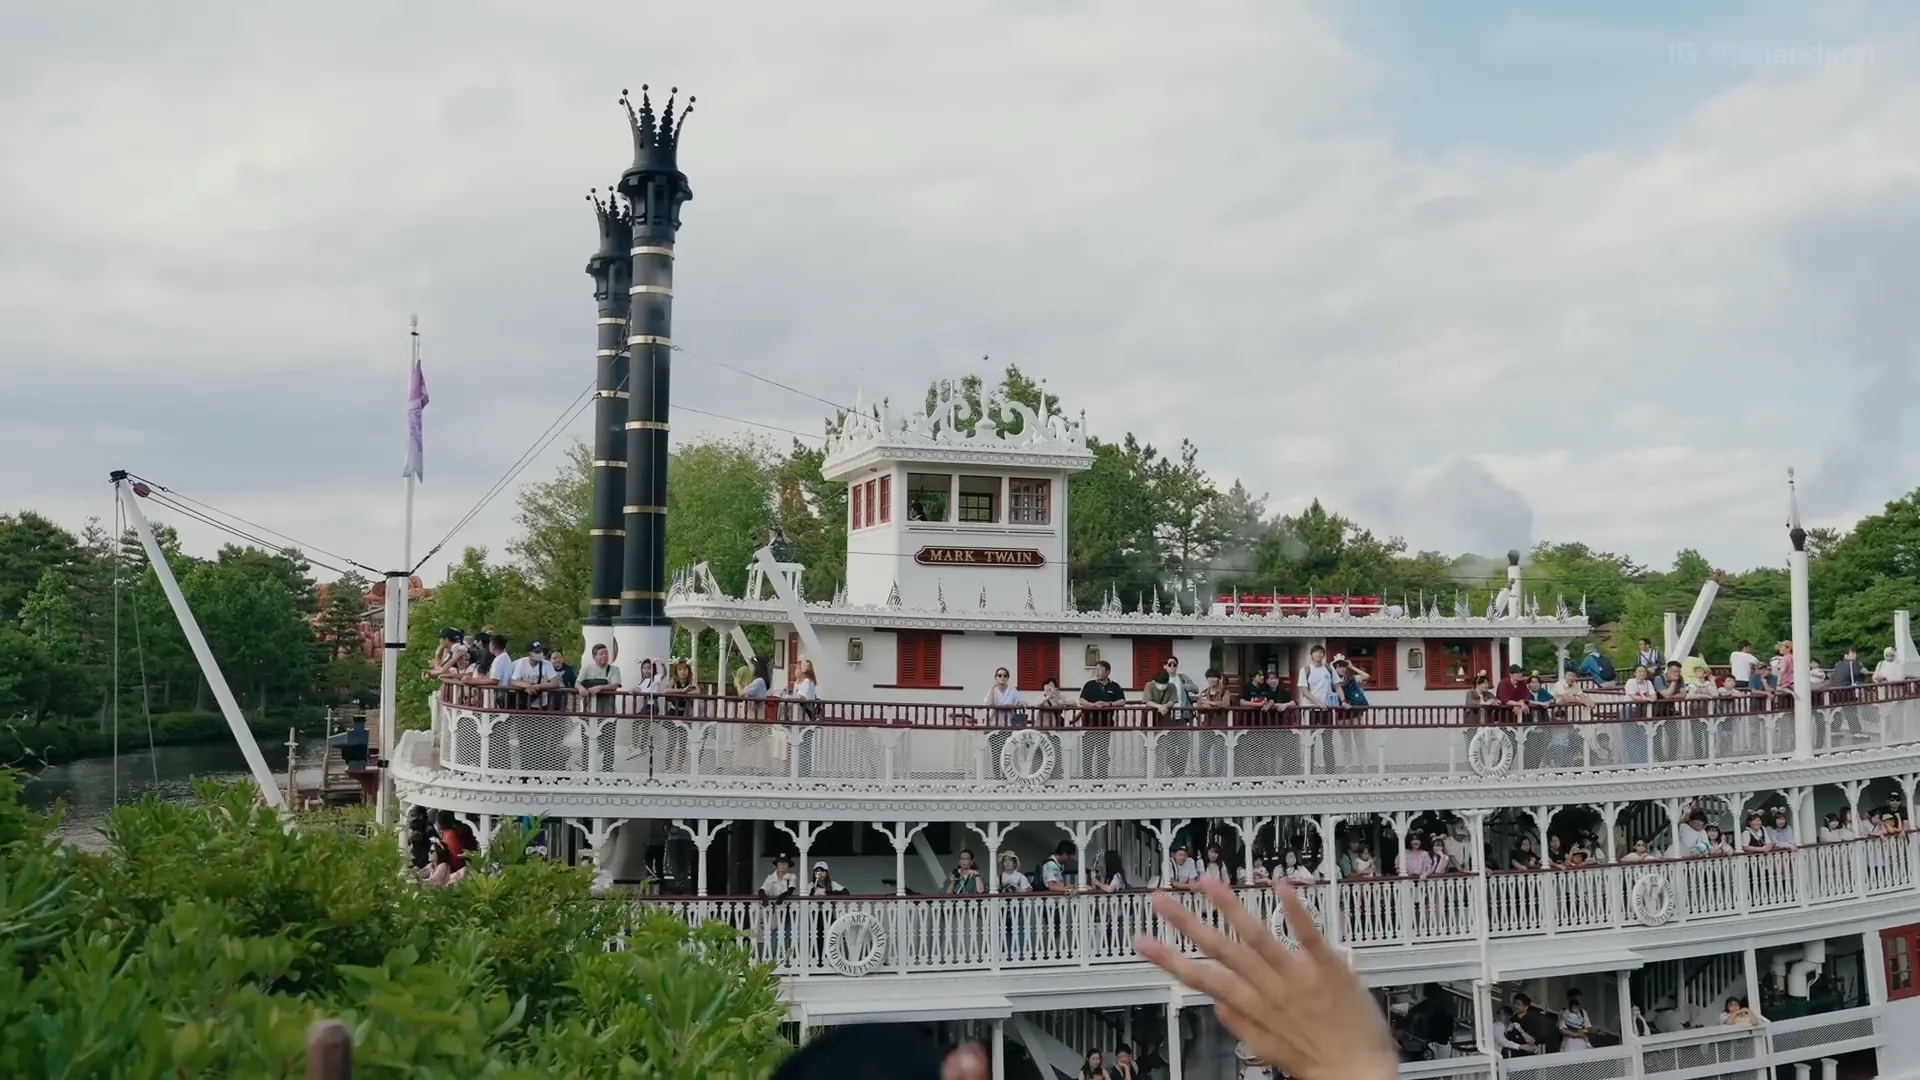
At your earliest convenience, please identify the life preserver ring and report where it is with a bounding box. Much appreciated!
[1467,727,1516,779]
[822,911,888,976]
[998,729,1057,787]
[1629,871,1676,926]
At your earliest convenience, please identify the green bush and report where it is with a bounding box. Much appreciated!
[0,772,791,1077]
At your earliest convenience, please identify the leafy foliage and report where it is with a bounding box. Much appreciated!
[0,772,790,1077]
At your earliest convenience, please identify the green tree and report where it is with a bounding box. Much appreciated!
[15,570,88,721]
[180,560,317,715]
[666,438,777,598]
[1152,439,1226,593]
[317,572,370,660]
[508,443,594,644]
[773,439,848,602]
[0,511,83,621]
[1067,435,1165,609]
[1612,586,1665,669]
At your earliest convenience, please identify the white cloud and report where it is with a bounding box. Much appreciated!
[2,1,1916,582]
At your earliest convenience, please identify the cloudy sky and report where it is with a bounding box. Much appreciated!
[3,0,1913,583]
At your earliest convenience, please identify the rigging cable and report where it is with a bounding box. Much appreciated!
[411,379,822,573]
[670,343,852,414]
[133,488,357,578]
[126,475,381,577]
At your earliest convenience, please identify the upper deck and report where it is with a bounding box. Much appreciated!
[398,680,1920,819]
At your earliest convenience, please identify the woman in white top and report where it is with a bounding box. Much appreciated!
[984,666,1022,725]
[632,658,665,707]
[1619,839,1652,862]
[790,658,821,719]
[1350,845,1377,877]
[1200,842,1233,885]
[1280,849,1317,884]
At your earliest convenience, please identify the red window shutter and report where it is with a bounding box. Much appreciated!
[1424,639,1443,691]
[878,475,892,523]
[865,481,876,528]
[1373,641,1398,691]
[852,484,864,529]
[1131,636,1174,690]
[1472,640,1495,683]
[896,631,942,688]
[1016,635,1060,691]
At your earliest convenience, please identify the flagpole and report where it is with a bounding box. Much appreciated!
[377,316,425,827]
[1787,468,1814,760]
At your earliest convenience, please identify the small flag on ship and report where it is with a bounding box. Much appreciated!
[404,326,428,481]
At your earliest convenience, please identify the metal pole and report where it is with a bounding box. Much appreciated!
[112,473,283,807]
[376,569,405,825]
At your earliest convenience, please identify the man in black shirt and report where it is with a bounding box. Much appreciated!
[1078,660,1127,779]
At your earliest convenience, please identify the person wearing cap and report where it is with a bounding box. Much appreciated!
[806,860,849,897]
[758,854,797,901]
[511,641,561,709]
[1168,842,1200,891]
[427,628,463,679]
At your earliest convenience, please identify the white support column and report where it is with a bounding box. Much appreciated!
[1507,551,1524,669]
[1555,642,1570,677]
[1166,996,1183,1080]
[1897,610,1918,674]
[671,818,731,897]
[1662,612,1681,665]
[1864,924,1890,1005]
[1665,798,1682,855]
[1789,473,1815,758]
[1145,818,1186,889]
[1744,946,1763,1020]
[965,821,1015,893]
[874,821,929,895]
[1054,820,1098,888]
[991,1019,1005,1080]
[775,820,829,885]
[1466,810,1495,1060]
[1602,802,1621,863]
[1618,969,1644,1079]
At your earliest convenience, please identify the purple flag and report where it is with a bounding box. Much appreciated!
[404,355,429,480]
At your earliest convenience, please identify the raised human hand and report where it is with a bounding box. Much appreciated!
[1134,877,1397,1080]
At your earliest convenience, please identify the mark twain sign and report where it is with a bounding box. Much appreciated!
[914,546,1046,568]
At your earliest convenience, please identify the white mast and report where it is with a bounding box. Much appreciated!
[1788,469,1815,759]
[377,316,424,827]
[112,472,284,807]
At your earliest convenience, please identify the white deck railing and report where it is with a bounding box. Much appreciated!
[629,836,1912,978]
[430,681,1920,791]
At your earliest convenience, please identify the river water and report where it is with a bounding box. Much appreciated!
[20,738,335,850]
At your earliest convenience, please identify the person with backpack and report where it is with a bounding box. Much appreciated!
[1574,644,1616,687]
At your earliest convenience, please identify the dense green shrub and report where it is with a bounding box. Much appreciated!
[0,772,790,1077]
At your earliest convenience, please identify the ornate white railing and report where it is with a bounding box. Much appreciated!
[428,682,1920,791]
[630,836,1911,979]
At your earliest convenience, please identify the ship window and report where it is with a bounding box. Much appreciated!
[907,473,950,522]
[958,475,1000,523]
[877,475,892,524]
[1009,477,1050,525]
[895,631,944,689]
[1425,639,1493,690]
